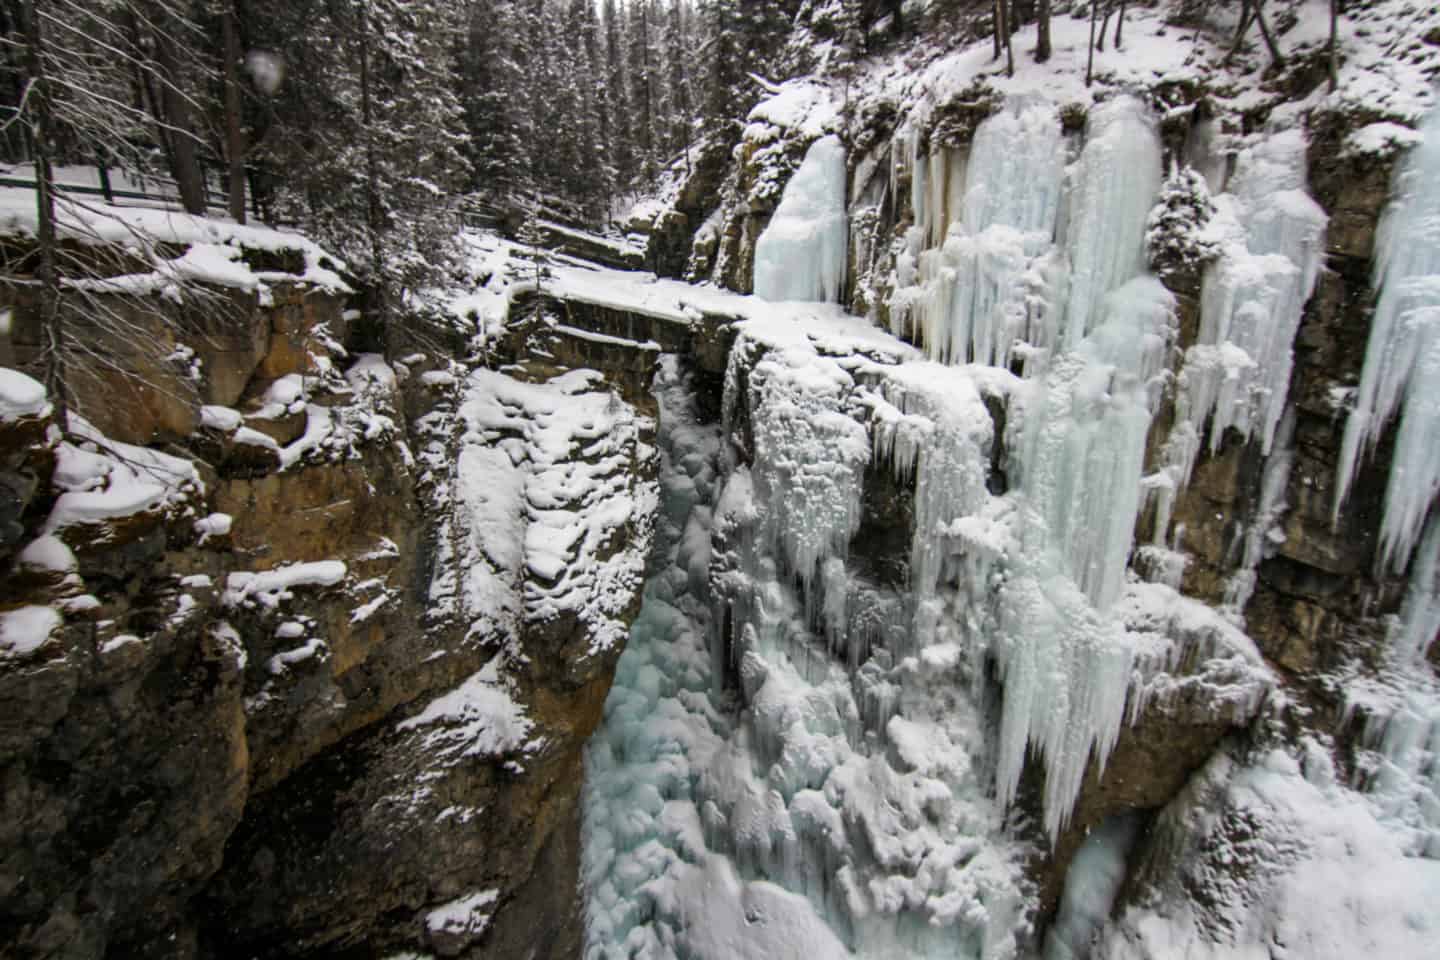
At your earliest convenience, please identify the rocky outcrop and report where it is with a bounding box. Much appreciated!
[0,227,667,958]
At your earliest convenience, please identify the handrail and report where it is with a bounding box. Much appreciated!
[0,176,230,213]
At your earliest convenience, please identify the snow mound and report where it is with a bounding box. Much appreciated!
[0,367,49,421]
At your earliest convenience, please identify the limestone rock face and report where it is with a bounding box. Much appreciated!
[0,258,663,958]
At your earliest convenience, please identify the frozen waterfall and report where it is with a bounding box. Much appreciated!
[1174,127,1326,465]
[753,134,849,304]
[1334,106,1440,574]
[894,96,1163,370]
[583,91,1270,959]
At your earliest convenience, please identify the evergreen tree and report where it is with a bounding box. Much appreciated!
[566,0,608,218]
[603,0,636,195]
[461,0,529,203]
[660,0,695,164]
[265,0,470,311]
[628,0,657,186]
[701,0,744,144]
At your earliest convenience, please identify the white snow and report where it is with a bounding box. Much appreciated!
[200,405,243,433]
[424,889,499,940]
[0,185,350,293]
[224,561,346,609]
[0,605,61,657]
[194,513,232,542]
[1097,746,1440,960]
[16,535,77,573]
[398,657,536,762]
[44,415,201,534]
[0,367,49,420]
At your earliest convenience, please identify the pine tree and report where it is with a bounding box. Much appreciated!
[660,0,695,165]
[264,0,470,314]
[603,0,636,196]
[461,0,529,204]
[566,0,608,219]
[701,0,744,144]
[628,0,657,186]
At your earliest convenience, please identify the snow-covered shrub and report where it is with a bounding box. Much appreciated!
[1146,167,1220,285]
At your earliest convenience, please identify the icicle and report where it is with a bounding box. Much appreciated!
[1056,97,1165,353]
[1394,516,1440,665]
[1177,129,1326,461]
[753,135,849,304]
[1334,108,1440,573]
[1222,408,1296,621]
[1014,276,1175,611]
[891,100,1066,369]
[871,366,995,602]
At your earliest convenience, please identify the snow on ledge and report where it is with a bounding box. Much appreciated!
[0,367,49,421]
[398,656,537,763]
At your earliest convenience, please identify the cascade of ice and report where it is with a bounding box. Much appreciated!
[897,100,1067,368]
[745,351,870,596]
[1174,128,1327,466]
[587,339,1029,959]
[1334,108,1440,574]
[1014,277,1175,611]
[995,277,1176,841]
[754,134,849,303]
[1393,516,1440,666]
[1056,97,1164,353]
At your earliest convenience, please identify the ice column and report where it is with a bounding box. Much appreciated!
[901,100,1067,367]
[753,134,849,303]
[1334,108,1440,573]
[1057,97,1165,353]
[998,276,1176,842]
[1015,277,1175,611]
[1176,128,1327,463]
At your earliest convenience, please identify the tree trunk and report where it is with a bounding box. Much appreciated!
[96,160,113,204]
[358,1,387,340]
[1114,0,1126,48]
[993,0,1003,60]
[1253,0,1285,66]
[1035,0,1051,63]
[222,3,246,223]
[152,27,206,215]
[1086,0,1099,86]
[19,0,64,425]
[1226,0,1255,64]
[1000,0,1014,76]
[1328,0,1339,92]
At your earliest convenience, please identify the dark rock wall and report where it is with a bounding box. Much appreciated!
[0,266,662,958]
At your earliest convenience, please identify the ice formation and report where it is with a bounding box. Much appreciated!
[1174,128,1326,463]
[753,134,849,303]
[1334,107,1440,573]
[583,89,1278,957]
[898,99,1066,368]
[894,97,1164,370]
[1057,98,1165,354]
